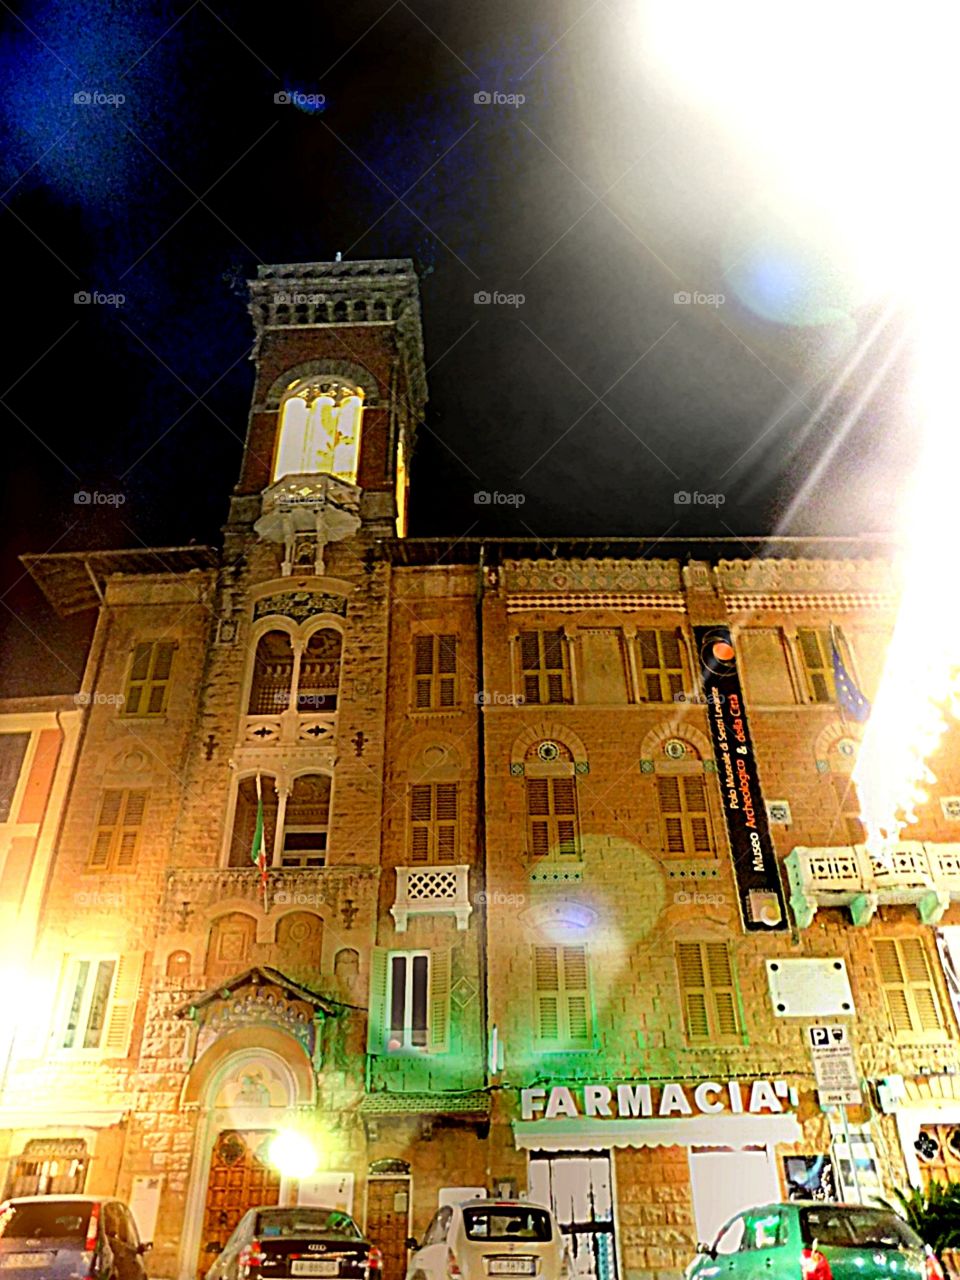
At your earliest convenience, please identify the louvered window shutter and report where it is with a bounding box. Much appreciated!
[705,942,739,1038]
[534,946,561,1040]
[367,949,389,1054]
[414,636,434,708]
[677,942,741,1043]
[683,776,711,852]
[437,636,457,707]
[798,629,833,703]
[658,776,686,853]
[677,943,710,1041]
[552,778,579,856]
[638,629,684,702]
[562,946,591,1044]
[125,644,152,715]
[435,784,458,861]
[409,785,432,862]
[428,949,451,1053]
[876,938,945,1040]
[115,791,147,868]
[527,779,551,856]
[102,953,143,1057]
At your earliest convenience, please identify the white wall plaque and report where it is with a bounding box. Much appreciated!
[297,1172,355,1213]
[129,1175,163,1244]
[766,958,855,1017]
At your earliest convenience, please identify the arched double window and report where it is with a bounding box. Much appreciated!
[227,772,331,869]
[273,378,364,483]
[248,627,342,715]
[654,739,713,856]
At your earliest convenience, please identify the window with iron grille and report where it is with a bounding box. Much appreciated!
[874,937,947,1043]
[676,941,742,1044]
[88,790,148,870]
[533,945,591,1047]
[408,783,458,862]
[797,628,838,704]
[122,641,176,716]
[657,774,711,854]
[519,630,569,705]
[526,776,579,857]
[413,635,458,709]
[636,629,686,703]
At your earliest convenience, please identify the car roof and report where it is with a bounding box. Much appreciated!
[457,1200,551,1211]
[1,1195,104,1205]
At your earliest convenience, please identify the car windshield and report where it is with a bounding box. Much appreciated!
[255,1209,361,1239]
[0,1202,94,1240]
[800,1208,923,1251]
[463,1208,553,1243]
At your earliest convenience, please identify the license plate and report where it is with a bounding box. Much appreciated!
[0,1255,56,1268]
[489,1260,536,1275]
[292,1261,340,1277]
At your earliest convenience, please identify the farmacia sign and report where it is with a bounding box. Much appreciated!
[521,1079,793,1120]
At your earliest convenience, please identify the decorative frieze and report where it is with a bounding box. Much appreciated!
[502,558,683,596]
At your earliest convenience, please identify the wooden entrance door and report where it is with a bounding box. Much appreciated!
[366,1177,411,1280]
[197,1129,280,1277]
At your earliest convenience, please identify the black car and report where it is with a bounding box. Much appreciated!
[0,1194,151,1280]
[206,1206,383,1280]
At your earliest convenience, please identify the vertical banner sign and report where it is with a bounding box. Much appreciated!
[695,625,788,931]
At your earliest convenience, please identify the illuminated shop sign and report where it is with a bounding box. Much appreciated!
[520,1078,794,1121]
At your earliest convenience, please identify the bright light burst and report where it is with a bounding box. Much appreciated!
[644,1,960,855]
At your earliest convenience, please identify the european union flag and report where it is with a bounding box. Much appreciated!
[831,630,871,723]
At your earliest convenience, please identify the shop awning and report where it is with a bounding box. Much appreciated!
[513,1112,801,1151]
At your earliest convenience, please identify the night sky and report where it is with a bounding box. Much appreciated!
[0,0,912,696]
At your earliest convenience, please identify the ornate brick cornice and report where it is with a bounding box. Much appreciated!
[503,558,682,596]
[716,557,896,597]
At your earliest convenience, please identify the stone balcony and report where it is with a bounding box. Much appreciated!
[240,709,337,747]
[785,842,960,927]
[391,865,472,932]
[162,865,379,931]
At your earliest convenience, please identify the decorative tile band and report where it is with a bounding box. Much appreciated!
[505,593,686,612]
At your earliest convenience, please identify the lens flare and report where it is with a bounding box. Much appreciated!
[645,1,960,856]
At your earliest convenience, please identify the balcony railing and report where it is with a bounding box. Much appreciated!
[241,709,336,747]
[786,842,960,927]
[162,864,379,924]
[391,864,472,932]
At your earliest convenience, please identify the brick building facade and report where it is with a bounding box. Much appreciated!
[3,258,960,1280]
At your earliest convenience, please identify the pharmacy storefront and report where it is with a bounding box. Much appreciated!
[514,1079,802,1280]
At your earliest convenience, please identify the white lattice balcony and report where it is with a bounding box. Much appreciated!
[391,864,472,932]
[786,842,960,928]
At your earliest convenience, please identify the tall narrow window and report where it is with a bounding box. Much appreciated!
[248,632,295,715]
[519,630,569,705]
[388,952,430,1051]
[657,774,711,854]
[526,777,579,857]
[874,938,946,1042]
[61,959,117,1050]
[298,630,341,712]
[797,628,835,703]
[228,776,279,867]
[676,942,742,1044]
[636,629,685,702]
[281,774,330,867]
[413,634,458,709]
[274,380,364,484]
[122,642,175,716]
[89,790,148,870]
[533,945,591,1047]
[409,783,458,862]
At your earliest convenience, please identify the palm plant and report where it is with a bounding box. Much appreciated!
[881,1181,960,1255]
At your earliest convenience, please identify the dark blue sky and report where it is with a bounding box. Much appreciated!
[0,0,911,694]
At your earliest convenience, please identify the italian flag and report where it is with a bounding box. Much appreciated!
[251,773,268,907]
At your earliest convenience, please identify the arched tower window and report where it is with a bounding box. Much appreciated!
[525,741,580,859]
[274,378,364,483]
[298,629,341,712]
[248,631,295,714]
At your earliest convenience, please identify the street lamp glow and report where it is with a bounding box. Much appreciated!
[268,1130,320,1179]
[645,2,960,855]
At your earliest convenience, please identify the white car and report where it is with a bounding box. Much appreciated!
[406,1199,571,1280]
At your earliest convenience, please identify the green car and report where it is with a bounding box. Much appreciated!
[686,1202,944,1280]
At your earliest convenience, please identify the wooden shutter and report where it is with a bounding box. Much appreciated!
[90,790,122,868]
[526,779,551,856]
[519,632,542,705]
[637,629,684,702]
[519,630,566,704]
[683,776,711,852]
[657,776,686,853]
[875,938,945,1041]
[534,946,561,1040]
[147,643,175,713]
[102,953,143,1056]
[125,644,152,715]
[428,949,451,1053]
[797,629,833,703]
[437,636,457,708]
[409,785,432,862]
[677,942,741,1043]
[115,791,147,868]
[658,774,711,854]
[552,778,578,855]
[739,628,795,705]
[367,949,389,1054]
[577,629,628,704]
[562,946,591,1044]
[413,636,434,708]
[435,784,458,861]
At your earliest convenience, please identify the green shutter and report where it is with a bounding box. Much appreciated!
[367,949,389,1054]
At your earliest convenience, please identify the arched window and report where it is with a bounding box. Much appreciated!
[206,912,257,978]
[248,631,295,714]
[298,629,341,712]
[166,950,190,978]
[228,775,279,867]
[276,912,323,970]
[655,740,712,855]
[274,378,364,484]
[525,742,580,858]
[281,774,330,867]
